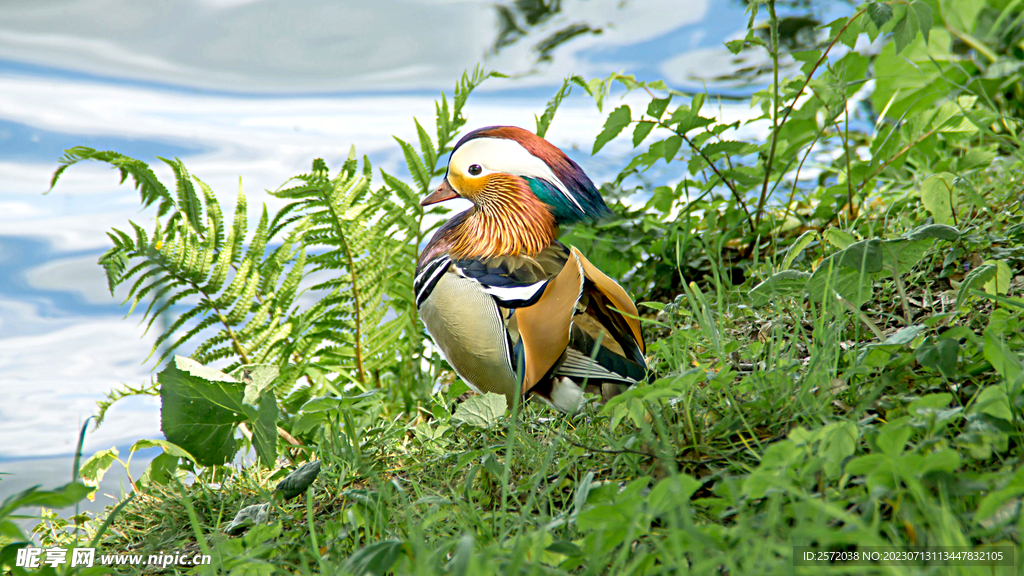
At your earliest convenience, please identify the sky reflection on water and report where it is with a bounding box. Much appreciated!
[0,0,838,513]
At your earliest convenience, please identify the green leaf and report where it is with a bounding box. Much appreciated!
[982,259,1012,296]
[883,325,926,346]
[920,173,957,224]
[452,393,507,428]
[835,239,885,274]
[976,468,1024,521]
[910,0,932,43]
[646,97,671,119]
[345,539,407,576]
[230,364,280,405]
[792,50,822,75]
[983,330,1024,390]
[956,264,997,309]
[632,121,655,147]
[593,105,631,154]
[159,356,279,466]
[876,422,912,456]
[867,2,894,29]
[724,39,746,54]
[648,474,701,517]
[891,11,915,54]
[822,228,857,249]
[845,453,885,476]
[78,448,119,498]
[904,223,960,242]
[749,270,811,307]
[971,386,1013,422]
[663,135,682,162]
[917,449,960,475]
[0,483,92,520]
[138,451,180,487]
[782,230,818,271]
[916,338,959,379]
[827,16,858,49]
[806,258,874,307]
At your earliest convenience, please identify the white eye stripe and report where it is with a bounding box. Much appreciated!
[451,137,587,214]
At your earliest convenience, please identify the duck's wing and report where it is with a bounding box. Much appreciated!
[553,247,647,388]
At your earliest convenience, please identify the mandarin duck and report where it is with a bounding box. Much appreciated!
[415,126,646,413]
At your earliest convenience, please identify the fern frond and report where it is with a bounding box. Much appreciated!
[160,157,204,234]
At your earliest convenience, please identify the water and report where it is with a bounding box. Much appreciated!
[0,0,849,520]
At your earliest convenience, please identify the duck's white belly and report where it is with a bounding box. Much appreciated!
[418,272,519,406]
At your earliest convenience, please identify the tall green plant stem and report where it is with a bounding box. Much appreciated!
[755,0,781,228]
[755,7,868,225]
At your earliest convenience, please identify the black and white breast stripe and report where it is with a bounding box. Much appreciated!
[416,255,552,310]
[470,278,550,308]
[414,256,451,308]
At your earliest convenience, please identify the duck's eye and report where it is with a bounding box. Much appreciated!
[467,164,482,176]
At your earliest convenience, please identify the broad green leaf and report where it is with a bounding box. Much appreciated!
[845,453,885,476]
[79,448,119,500]
[159,356,278,466]
[345,540,407,576]
[827,16,858,49]
[883,325,925,346]
[892,4,923,54]
[230,364,280,405]
[867,2,894,29]
[875,422,912,456]
[956,263,997,309]
[916,338,959,379]
[452,393,507,428]
[646,97,671,119]
[920,173,957,224]
[905,223,960,242]
[0,483,92,519]
[836,239,884,273]
[663,135,682,161]
[724,39,745,55]
[971,386,1013,422]
[976,468,1024,521]
[138,451,180,487]
[982,259,1012,296]
[749,270,810,307]
[806,258,874,307]
[911,0,933,43]
[908,393,953,413]
[880,238,934,275]
[129,438,196,461]
[593,105,631,154]
[983,331,1024,390]
[822,228,857,249]
[648,474,701,517]
[917,449,960,475]
[632,121,655,147]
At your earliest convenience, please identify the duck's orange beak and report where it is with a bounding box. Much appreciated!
[421,178,459,206]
